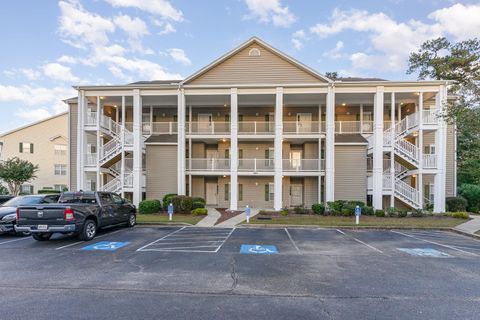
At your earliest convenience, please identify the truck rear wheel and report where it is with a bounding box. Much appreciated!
[79,219,97,241]
[32,233,53,241]
[127,213,136,228]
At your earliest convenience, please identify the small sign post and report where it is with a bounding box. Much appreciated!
[355,205,361,225]
[168,203,174,221]
[245,205,251,223]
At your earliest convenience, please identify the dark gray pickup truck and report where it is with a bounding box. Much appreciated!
[15,191,136,241]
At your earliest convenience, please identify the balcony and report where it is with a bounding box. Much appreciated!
[283,159,324,171]
[143,122,178,135]
[238,158,274,172]
[238,122,274,135]
[186,158,230,171]
[423,154,437,168]
[187,122,230,135]
[85,153,97,167]
[283,121,324,134]
[86,112,97,126]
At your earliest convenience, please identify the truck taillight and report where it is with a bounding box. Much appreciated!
[64,208,75,221]
[16,208,19,221]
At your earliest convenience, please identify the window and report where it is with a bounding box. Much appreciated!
[265,183,274,201]
[19,142,33,154]
[54,184,67,191]
[265,148,274,167]
[225,184,230,201]
[42,195,60,203]
[87,180,96,191]
[54,164,67,176]
[248,48,261,56]
[99,193,113,205]
[424,144,436,154]
[54,144,67,156]
[20,184,34,194]
[111,194,123,204]
[225,183,243,201]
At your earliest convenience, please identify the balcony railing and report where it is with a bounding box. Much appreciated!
[186,158,230,171]
[85,153,97,166]
[238,122,274,135]
[187,122,230,135]
[283,121,324,134]
[282,159,324,171]
[142,122,178,134]
[86,112,97,125]
[422,110,438,125]
[238,158,274,172]
[423,154,437,168]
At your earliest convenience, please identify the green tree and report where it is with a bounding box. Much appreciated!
[0,184,8,195]
[407,37,480,185]
[0,157,39,195]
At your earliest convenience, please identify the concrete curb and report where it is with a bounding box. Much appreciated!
[238,224,456,231]
[136,222,195,226]
[451,228,480,240]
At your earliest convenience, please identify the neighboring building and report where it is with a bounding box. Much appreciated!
[67,37,456,213]
[0,113,69,194]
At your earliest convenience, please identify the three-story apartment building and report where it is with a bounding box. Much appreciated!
[67,37,456,213]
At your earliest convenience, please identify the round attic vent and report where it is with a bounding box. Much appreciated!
[248,48,261,56]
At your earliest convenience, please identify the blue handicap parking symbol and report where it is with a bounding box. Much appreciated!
[240,244,278,254]
[81,241,130,251]
[397,248,451,258]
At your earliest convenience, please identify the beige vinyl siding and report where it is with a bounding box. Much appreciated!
[146,145,177,200]
[446,124,456,197]
[69,104,78,191]
[283,107,320,121]
[282,177,291,207]
[237,176,274,209]
[192,142,206,158]
[334,145,367,201]
[304,177,318,207]
[189,43,323,85]
[191,176,205,198]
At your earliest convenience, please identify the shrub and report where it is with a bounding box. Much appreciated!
[192,201,205,209]
[446,196,468,212]
[191,208,208,216]
[385,207,399,217]
[397,210,408,218]
[139,199,161,214]
[192,197,206,205]
[37,189,62,194]
[342,202,356,216]
[375,209,385,217]
[162,193,177,209]
[171,196,194,213]
[311,203,325,215]
[327,201,343,214]
[411,209,425,217]
[458,184,480,213]
[293,206,307,214]
[341,208,353,216]
[280,209,289,216]
[363,206,374,216]
[446,212,470,219]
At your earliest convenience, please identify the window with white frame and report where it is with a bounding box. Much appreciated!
[54,164,67,176]
[265,183,274,201]
[54,184,67,191]
[54,144,67,156]
[19,142,33,154]
[20,184,34,194]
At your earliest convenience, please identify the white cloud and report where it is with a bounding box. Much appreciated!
[244,0,296,27]
[57,55,78,64]
[42,63,80,82]
[104,0,183,21]
[114,14,149,38]
[322,41,344,60]
[153,20,176,35]
[309,3,480,72]
[167,48,191,66]
[3,68,41,80]
[292,30,307,50]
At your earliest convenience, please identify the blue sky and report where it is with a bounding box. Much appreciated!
[1,0,479,133]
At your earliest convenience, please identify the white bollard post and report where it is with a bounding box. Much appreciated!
[245,205,251,223]
[355,205,361,225]
[168,203,173,221]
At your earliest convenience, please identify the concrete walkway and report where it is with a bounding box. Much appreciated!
[453,215,480,236]
[215,208,260,228]
[195,207,221,227]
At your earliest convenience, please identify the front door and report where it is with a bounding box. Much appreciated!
[297,113,312,133]
[291,150,302,171]
[198,114,212,133]
[291,185,303,206]
[206,149,218,170]
[206,182,218,206]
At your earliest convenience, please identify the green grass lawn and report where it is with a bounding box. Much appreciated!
[137,214,204,225]
[246,215,466,228]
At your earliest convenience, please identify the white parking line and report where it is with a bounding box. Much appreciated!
[55,228,128,250]
[391,230,479,257]
[136,227,186,251]
[0,237,31,246]
[285,228,301,253]
[336,229,384,254]
[143,245,220,250]
[149,240,224,246]
[214,228,235,253]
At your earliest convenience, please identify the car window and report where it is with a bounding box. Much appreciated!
[99,193,113,205]
[42,195,60,203]
[111,194,123,204]
[2,196,45,207]
[59,193,97,204]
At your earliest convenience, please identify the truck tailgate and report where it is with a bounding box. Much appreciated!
[17,206,68,225]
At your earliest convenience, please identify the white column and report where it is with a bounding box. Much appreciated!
[318,104,322,203]
[418,92,424,209]
[77,90,85,191]
[274,87,283,210]
[132,89,142,206]
[390,92,395,208]
[120,96,125,198]
[96,96,102,191]
[177,88,186,195]
[230,88,238,210]
[434,86,447,213]
[325,86,335,202]
[373,86,384,210]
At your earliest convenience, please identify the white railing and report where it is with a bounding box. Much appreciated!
[100,138,121,163]
[103,176,121,193]
[361,121,374,133]
[86,112,97,125]
[186,158,230,171]
[149,122,178,134]
[124,172,133,188]
[383,127,394,146]
[283,121,322,134]
[395,139,419,163]
[238,158,274,172]
[187,122,230,134]
[383,175,392,190]
[85,153,97,166]
[394,162,409,177]
[395,178,420,207]
[124,129,134,146]
[396,113,419,137]
[282,159,324,171]
[100,115,120,136]
[238,122,274,135]
[335,121,361,133]
[423,154,437,168]
[422,110,438,125]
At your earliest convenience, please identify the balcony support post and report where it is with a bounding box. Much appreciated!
[390,92,395,208]
[434,85,447,213]
[77,90,86,191]
[373,86,384,210]
[133,89,143,206]
[96,96,102,191]
[325,86,335,202]
[418,92,424,209]
[120,96,125,197]
[230,88,238,210]
[274,87,283,210]
[177,88,186,196]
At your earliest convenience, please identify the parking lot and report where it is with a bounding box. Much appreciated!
[1,226,480,319]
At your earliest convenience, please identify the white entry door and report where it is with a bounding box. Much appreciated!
[290,150,302,171]
[198,114,212,133]
[297,113,312,133]
[206,182,218,205]
[206,149,218,170]
[291,185,303,206]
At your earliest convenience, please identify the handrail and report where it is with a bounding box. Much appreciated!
[395,178,419,206]
[395,139,419,163]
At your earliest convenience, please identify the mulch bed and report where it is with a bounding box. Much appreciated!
[215,208,244,225]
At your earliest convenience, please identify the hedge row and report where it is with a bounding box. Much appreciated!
[139,195,206,214]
